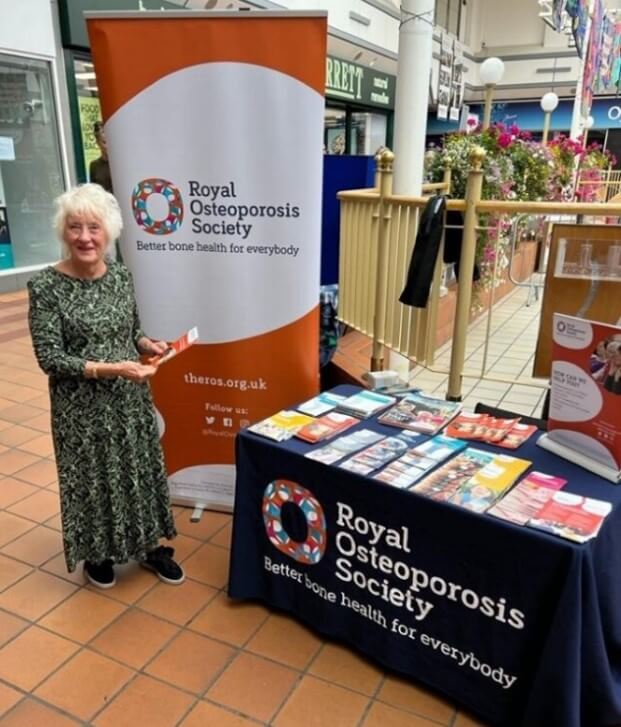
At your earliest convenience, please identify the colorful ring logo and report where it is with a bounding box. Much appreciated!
[262,480,327,565]
[132,178,184,235]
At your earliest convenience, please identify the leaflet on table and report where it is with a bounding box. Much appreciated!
[296,391,347,417]
[488,471,567,525]
[412,448,495,502]
[449,453,531,513]
[378,392,461,434]
[247,410,315,441]
[446,413,536,448]
[304,429,385,465]
[294,412,359,443]
[339,431,422,475]
[147,326,199,365]
[374,435,467,489]
[538,314,621,482]
[335,390,397,419]
[528,491,612,543]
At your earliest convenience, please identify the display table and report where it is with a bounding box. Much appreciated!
[228,386,621,727]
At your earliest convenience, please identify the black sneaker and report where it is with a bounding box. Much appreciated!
[84,559,116,589]
[140,546,185,585]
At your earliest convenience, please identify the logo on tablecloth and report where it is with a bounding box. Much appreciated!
[262,479,327,564]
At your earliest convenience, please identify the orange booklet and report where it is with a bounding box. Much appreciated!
[148,326,199,365]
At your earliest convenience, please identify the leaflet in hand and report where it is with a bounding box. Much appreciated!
[488,471,567,525]
[378,392,461,435]
[295,412,359,443]
[374,435,467,489]
[305,429,385,465]
[449,453,531,513]
[336,390,397,419]
[339,431,422,476]
[248,410,314,442]
[296,392,347,417]
[528,491,612,543]
[148,326,199,365]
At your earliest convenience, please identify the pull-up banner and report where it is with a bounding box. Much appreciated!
[86,10,326,510]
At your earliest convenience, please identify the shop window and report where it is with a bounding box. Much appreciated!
[350,112,388,156]
[73,57,102,180]
[435,0,462,36]
[0,53,65,270]
[325,106,346,155]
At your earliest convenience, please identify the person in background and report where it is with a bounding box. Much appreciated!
[27,184,184,589]
[89,121,112,193]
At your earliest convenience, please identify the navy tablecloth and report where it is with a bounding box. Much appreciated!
[228,386,621,727]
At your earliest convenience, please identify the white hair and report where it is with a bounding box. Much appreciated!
[54,184,122,255]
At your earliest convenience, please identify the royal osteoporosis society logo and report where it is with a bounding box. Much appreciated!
[262,480,327,565]
[132,178,184,234]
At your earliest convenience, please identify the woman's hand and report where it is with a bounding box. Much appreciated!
[137,337,168,357]
[118,361,158,383]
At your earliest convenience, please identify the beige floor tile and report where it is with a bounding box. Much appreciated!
[0,425,41,448]
[0,385,43,405]
[16,433,54,457]
[210,521,232,549]
[34,649,134,722]
[207,652,298,723]
[92,674,195,727]
[39,589,126,643]
[12,459,57,487]
[0,450,39,476]
[362,702,443,726]
[7,489,59,522]
[90,608,179,669]
[39,553,85,587]
[246,613,322,670]
[0,477,39,509]
[0,610,28,648]
[168,533,203,563]
[43,513,63,532]
[376,675,455,724]
[0,570,78,620]
[189,592,269,646]
[0,511,36,547]
[272,674,369,727]
[24,393,51,410]
[180,700,260,726]
[453,710,492,726]
[145,630,234,695]
[0,625,79,691]
[182,542,230,588]
[0,554,33,592]
[136,578,218,626]
[0,525,63,566]
[0,403,42,425]
[174,508,231,541]
[0,683,22,719]
[308,643,383,696]
[0,698,81,726]
[19,411,51,433]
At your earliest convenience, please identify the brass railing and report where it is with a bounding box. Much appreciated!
[338,148,621,401]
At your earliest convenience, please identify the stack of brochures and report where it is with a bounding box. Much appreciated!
[339,431,422,476]
[378,392,461,435]
[247,410,314,442]
[305,429,385,465]
[336,390,397,419]
[488,471,567,525]
[446,413,537,449]
[296,392,347,417]
[527,491,612,543]
[295,412,359,443]
[374,435,467,489]
[412,448,531,513]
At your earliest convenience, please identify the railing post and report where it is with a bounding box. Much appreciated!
[371,148,394,371]
[442,164,452,196]
[447,147,485,401]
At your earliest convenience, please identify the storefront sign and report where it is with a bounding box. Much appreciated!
[326,55,396,109]
[87,10,326,510]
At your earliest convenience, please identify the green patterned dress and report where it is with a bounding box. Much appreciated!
[28,262,176,572]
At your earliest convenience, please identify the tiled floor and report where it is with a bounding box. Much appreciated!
[0,289,491,726]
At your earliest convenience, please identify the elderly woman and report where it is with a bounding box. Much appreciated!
[28,184,183,588]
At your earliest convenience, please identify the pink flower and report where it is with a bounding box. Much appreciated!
[498,132,513,148]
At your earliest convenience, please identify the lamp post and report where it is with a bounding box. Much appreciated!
[480,57,505,130]
[583,115,595,147]
[540,92,559,145]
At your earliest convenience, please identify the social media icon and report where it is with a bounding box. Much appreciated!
[205,416,215,424]
[223,417,233,427]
